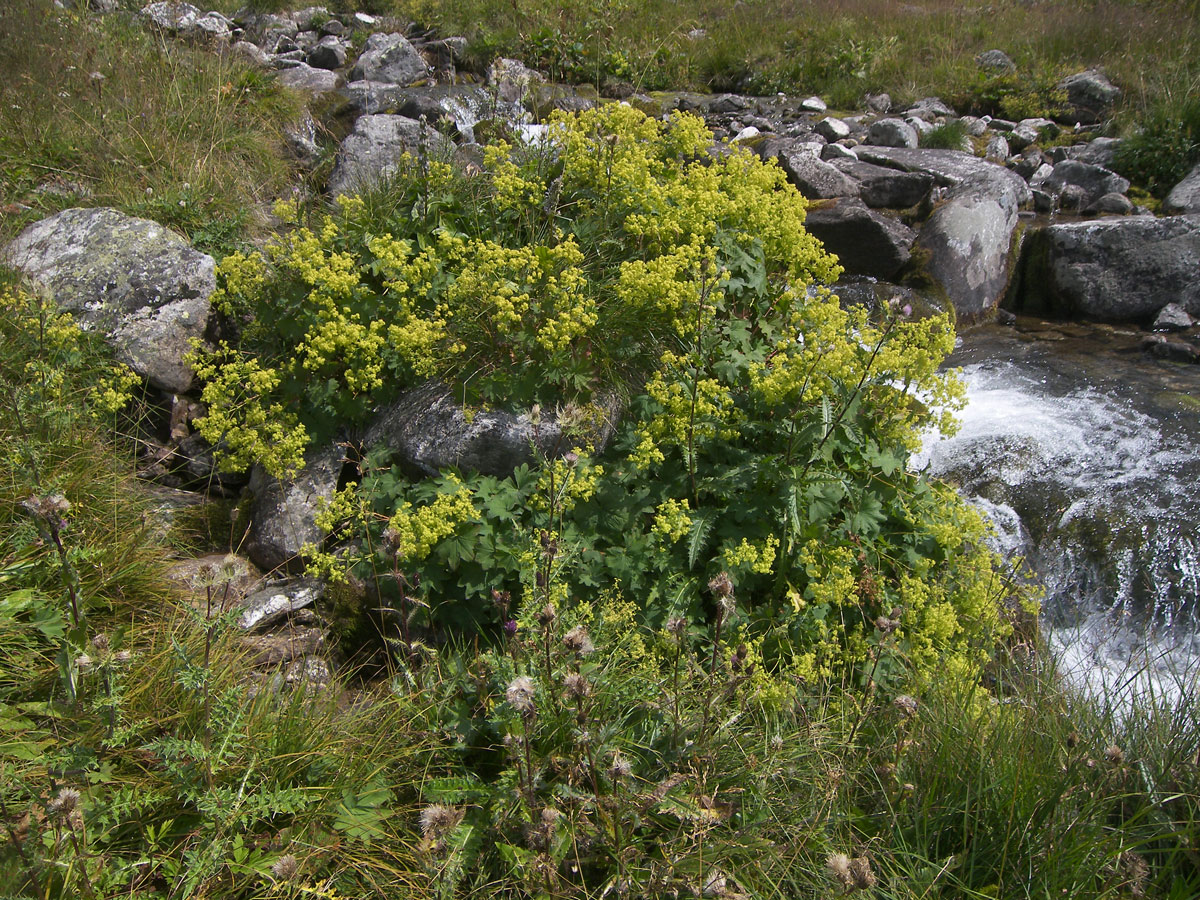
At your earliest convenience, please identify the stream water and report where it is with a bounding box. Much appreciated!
[914,318,1200,705]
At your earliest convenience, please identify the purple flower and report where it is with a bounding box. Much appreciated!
[503,619,519,637]
[901,304,913,318]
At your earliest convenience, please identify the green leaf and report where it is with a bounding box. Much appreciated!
[333,781,395,842]
[687,508,718,570]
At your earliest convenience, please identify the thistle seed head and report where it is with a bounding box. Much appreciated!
[506,676,537,715]
[893,694,919,717]
[271,854,300,882]
[563,625,595,656]
[826,853,853,888]
[607,753,633,782]
[564,671,591,699]
[420,803,464,839]
[708,571,734,600]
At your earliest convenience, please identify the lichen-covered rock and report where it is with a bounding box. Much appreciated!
[350,32,429,86]
[364,382,620,478]
[977,49,1016,73]
[3,208,214,392]
[1152,302,1194,332]
[140,1,200,33]
[276,63,340,95]
[829,158,934,209]
[815,116,850,142]
[854,146,1033,207]
[246,442,344,573]
[1037,160,1130,210]
[1009,215,1200,322]
[237,579,324,631]
[306,35,347,70]
[327,114,449,196]
[866,117,919,149]
[914,173,1023,319]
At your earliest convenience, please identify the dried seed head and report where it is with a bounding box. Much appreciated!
[540,806,561,826]
[826,853,853,888]
[874,615,899,635]
[849,856,876,889]
[607,753,633,782]
[893,694,919,717]
[536,603,557,626]
[563,625,595,656]
[506,676,537,715]
[708,571,734,599]
[564,672,591,699]
[271,854,300,882]
[1105,744,1125,765]
[90,633,110,653]
[666,616,687,637]
[47,787,81,824]
[420,803,464,839]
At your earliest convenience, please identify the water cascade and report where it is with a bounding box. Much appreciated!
[915,319,1200,703]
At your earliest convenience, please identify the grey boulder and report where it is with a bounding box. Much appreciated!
[1036,160,1129,210]
[364,382,620,478]
[350,32,430,86]
[866,118,919,149]
[3,208,214,392]
[1056,69,1121,125]
[855,146,1034,207]
[327,114,449,196]
[761,140,858,199]
[803,198,915,281]
[276,63,340,95]
[1010,215,1200,322]
[1165,163,1200,215]
[977,49,1016,73]
[1152,302,1194,332]
[914,173,1023,319]
[246,442,344,574]
[829,158,934,208]
[307,35,347,70]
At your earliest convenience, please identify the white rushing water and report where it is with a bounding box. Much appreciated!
[914,326,1200,707]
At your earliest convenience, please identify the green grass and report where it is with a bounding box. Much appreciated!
[0,0,305,253]
[379,0,1199,120]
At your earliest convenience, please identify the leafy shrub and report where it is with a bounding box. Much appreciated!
[195,106,1038,692]
[920,119,970,151]
[194,105,841,476]
[1114,94,1200,197]
[955,70,1069,122]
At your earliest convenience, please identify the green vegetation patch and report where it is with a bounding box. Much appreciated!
[0,0,304,252]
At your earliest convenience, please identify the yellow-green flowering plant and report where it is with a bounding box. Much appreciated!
[195,104,1031,694]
